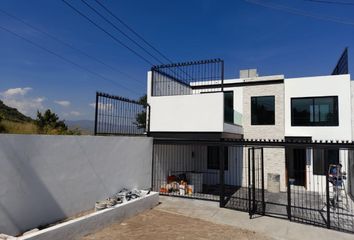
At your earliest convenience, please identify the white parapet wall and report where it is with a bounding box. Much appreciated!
[0,134,153,236]
[148,92,224,132]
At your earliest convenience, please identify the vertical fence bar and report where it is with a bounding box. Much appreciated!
[326,168,331,229]
[221,60,224,92]
[219,142,225,207]
[286,148,292,221]
[248,147,252,218]
[94,92,99,135]
[261,147,265,215]
[252,147,256,216]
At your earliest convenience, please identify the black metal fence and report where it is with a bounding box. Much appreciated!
[151,59,224,96]
[152,139,354,234]
[94,92,149,135]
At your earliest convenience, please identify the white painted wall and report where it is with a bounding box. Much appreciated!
[152,144,244,190]
[285,75,352,192]
[0,134,152,236]
[284,74,352,140]
[148,92,224,132]
[147,72,243,133]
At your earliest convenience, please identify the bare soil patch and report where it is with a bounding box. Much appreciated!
[81,209,271,240]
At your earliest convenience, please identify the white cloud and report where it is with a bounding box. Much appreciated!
[0,87,45,116]
[2,87,32,97]
[63,111,81,117]
[55,100,71,107]
[89,102,112,110]
[70,111,81,116]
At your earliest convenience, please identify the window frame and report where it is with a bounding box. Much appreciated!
[251,95,275,125]
[291,96,339,126]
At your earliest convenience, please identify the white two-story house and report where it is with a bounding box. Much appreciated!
[147,52,354,201]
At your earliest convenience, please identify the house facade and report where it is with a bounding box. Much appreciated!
[147,57,354,199]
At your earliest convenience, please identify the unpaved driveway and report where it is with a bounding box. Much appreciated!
[81,209,271,240]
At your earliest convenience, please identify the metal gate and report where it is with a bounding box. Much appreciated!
[248,147,265,218]
[151,139,354,234]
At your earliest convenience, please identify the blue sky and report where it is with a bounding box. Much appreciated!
[0,0,353,120]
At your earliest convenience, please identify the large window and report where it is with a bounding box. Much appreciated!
[251,96,275,125]
[291,96,338,126]
[313,148,339,175]
[207,146,228,170]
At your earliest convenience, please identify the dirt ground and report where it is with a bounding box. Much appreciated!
[80,209,271,240]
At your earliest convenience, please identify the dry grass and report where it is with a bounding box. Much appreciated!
[1,120,38,134]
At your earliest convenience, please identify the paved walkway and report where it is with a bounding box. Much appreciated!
[157,196,354,240]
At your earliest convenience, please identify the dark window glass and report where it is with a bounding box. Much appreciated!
[291,96,338,126]
[207,146,228,170]
[313,148,339,175]
[313,148,325,175]
[251,96,275,125]
[224,91,234,124]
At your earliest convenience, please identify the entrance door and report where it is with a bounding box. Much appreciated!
[287,148,306,187]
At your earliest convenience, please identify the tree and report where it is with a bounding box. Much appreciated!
[134,95,147,130]
[35,109,68,134]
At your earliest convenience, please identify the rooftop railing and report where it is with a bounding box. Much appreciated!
[151,59,224,96]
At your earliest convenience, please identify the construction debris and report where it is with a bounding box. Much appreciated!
[95,188,149,211]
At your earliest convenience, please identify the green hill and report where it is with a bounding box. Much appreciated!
[0,100,36,134]
[0,100,33,122]
[0,101,81,135]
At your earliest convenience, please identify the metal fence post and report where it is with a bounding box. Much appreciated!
[221,60,224,92]
[248,147,252,218]
[326,170,331,229]
[252,147,256,216]
[94,92,99,135]
[261,147,265,215]
[286,148,292,220]
[219,142,225,207]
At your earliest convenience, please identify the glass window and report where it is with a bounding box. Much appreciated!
[313,148,339,175]
[207,146,228,170]
[224,91,234,124]
[251,96,275,125]
[291,96,338,126]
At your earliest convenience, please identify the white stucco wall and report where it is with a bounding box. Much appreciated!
[284,74,352,140]
[0,134,152,236]
[148,92,224,132]
[152,144,244,190]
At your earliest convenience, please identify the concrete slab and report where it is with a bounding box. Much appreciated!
[157,196,354,240]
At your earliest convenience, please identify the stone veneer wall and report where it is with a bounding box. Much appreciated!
[242,82,286,191]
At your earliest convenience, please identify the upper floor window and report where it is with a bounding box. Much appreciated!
[251,96,275,125]
[291,96,338,126]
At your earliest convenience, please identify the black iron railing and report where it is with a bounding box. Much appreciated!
[151,58,224,96]
[94,92,149,136]
[152,138,354,234]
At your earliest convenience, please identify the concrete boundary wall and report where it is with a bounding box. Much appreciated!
[18,192,159,240]
[0,134,153,236]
